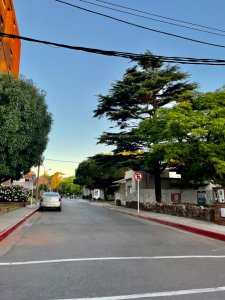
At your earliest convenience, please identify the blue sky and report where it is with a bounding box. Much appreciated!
[13,0,225,177]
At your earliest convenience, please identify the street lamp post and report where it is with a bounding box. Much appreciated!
[35,164,40,202]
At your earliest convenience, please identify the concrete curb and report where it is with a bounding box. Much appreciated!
[0,208,39,242]
[106,206,225,242]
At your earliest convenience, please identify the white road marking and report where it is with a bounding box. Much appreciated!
[1,255,225,266]
[51,286,225,300]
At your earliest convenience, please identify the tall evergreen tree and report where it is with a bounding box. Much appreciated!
[94,52,197,202]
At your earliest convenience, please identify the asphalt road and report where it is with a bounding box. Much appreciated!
[1,198,225,300]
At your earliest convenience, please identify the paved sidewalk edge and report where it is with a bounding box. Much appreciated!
[0,208,39,242]
[106,206,225,242]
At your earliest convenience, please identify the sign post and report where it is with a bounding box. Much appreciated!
[134,172,143,214]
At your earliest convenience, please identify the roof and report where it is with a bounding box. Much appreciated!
[34,178,49,186]
[24,173,36,178]
[113,179,126,184]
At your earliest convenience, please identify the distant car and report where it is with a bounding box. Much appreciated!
[39,192,62,211]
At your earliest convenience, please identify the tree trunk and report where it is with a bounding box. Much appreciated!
[103,188,108,201]
[153,161,162,202]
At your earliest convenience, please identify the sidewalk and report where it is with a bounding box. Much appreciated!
[90,202,225,242]
[0,203,39,242]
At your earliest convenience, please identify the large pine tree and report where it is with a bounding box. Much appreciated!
[94,52,197,202]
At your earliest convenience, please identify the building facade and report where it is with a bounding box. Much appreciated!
[0,0,20,77]
[114,170,215,206]
[12,173,36,190]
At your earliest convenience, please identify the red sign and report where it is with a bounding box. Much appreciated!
[134,172,143,182]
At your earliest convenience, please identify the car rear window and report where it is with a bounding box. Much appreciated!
[43,193,60,197]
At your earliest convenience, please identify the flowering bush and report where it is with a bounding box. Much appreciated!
[0,185,29,202]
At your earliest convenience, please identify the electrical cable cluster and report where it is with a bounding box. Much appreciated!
[55,0,225,49]
[1,32,225,66]
[75,0,225,37]
[45,158,80,163]
[95,0,225,34]
[95,0,225,32]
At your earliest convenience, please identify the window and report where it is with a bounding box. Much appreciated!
[0,14,3,26]
[7,1,13,11]
[127,186,132,195]
[0,14,3,36]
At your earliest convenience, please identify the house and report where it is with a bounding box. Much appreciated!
[93,189,104,200]
[82,186,92,199]
[34,177,49,187]
[114,169,215,205]
[82,186,114,200]
[12,173,36,190]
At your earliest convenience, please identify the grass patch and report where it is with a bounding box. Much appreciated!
[94,199,115,205]
[27,198,37,205]
[0,202,23,214]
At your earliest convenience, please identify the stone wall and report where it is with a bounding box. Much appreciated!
[125,201,214,222]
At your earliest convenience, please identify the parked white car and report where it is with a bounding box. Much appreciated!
[39,192,62,211]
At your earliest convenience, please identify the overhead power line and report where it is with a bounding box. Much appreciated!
[74,0,225,38]
[54,0,225,49]
[95,0,225,34]
[1,32,225,65]
[45,158,80,163]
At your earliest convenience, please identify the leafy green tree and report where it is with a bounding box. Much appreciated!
[0,74,52,183]
[94,52,197,201]
[39,184,49,192]
[141,90,225,187]
[74,155,127,199]
[74,159,97,189]
[58,176,81,196]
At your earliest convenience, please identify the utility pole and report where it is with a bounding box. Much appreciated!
[35,164,40,201]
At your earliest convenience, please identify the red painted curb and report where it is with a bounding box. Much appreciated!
[0,209,38,242]
[108,207,225,242]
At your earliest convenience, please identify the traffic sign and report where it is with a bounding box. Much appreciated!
[134,171,143,182]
